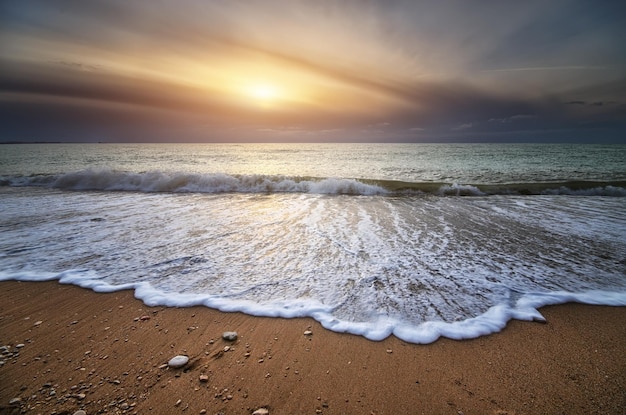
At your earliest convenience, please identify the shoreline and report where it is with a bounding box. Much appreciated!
[1,280,625,414]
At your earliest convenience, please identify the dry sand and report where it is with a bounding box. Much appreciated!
[1,280,625,415]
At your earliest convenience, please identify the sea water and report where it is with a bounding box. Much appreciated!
[1,143,625,343]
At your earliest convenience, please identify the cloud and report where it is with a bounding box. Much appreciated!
[1,0,625,143]
[488,114,537,123]
[451,123,473,131]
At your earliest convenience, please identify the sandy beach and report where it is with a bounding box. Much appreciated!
[1,281,625,415]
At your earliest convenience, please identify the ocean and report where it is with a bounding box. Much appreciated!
[1,143,625,343]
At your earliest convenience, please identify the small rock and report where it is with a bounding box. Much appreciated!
[15,344,25,349]
[199,374,209,382]
[222,331,238,341]
[303,330,313,336]
[253,408,269,415]
[175,399,182,406]
[34,321,43,326]
[76,393,86,400]
[73,411,87,415]
[386,349,393,354]
[139,315,151,321]
[168,355,189,368]
[9,397,21,405]
[200,410,207,414]
[223,346,231,352]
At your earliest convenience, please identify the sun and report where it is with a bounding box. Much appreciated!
[244,83,282,107]
[250,84,278,100]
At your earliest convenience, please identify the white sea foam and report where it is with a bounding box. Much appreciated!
[3,168,626,197]
[5,169,387,195]
[437,183,485,196]
[2,270,625,343]
[1,187,625,344]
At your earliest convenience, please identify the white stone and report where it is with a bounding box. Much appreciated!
[73,411,87,415]
[303,330,313,336]
[222,331,238,341]
[253,408,269,415]
[167,355,189,368]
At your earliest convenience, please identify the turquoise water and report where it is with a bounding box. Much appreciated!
[1,143,625,183]
[1,143,625,343]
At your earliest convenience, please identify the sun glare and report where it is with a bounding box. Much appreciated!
[251,84,278,100]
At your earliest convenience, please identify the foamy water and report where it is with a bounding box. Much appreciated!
[1,143,625,343]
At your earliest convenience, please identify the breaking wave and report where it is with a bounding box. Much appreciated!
[1,168,625,197]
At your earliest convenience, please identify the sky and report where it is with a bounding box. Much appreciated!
[1,0,625,143]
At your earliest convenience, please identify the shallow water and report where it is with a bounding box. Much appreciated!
[1,143,625,343]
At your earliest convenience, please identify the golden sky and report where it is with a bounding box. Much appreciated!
[1,0,625,142]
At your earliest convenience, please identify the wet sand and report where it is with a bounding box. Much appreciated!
[1,280,625,415]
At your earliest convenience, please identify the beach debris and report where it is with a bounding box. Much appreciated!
[303,330,313,336]
[252,408,269,415]
[222,331,238,341]
[167,355,189,368]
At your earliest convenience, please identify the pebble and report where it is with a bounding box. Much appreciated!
[222,331,238,341]
[303,330,313,336]
[253,408,269,415]
[73,411,87,415]
[199,374,209,382]
[168,355,189,368]
[9,397,21,405]
[34,320,43,326]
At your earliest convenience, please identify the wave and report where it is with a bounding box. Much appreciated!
[2,270,626,344]
[2,168,625,197]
